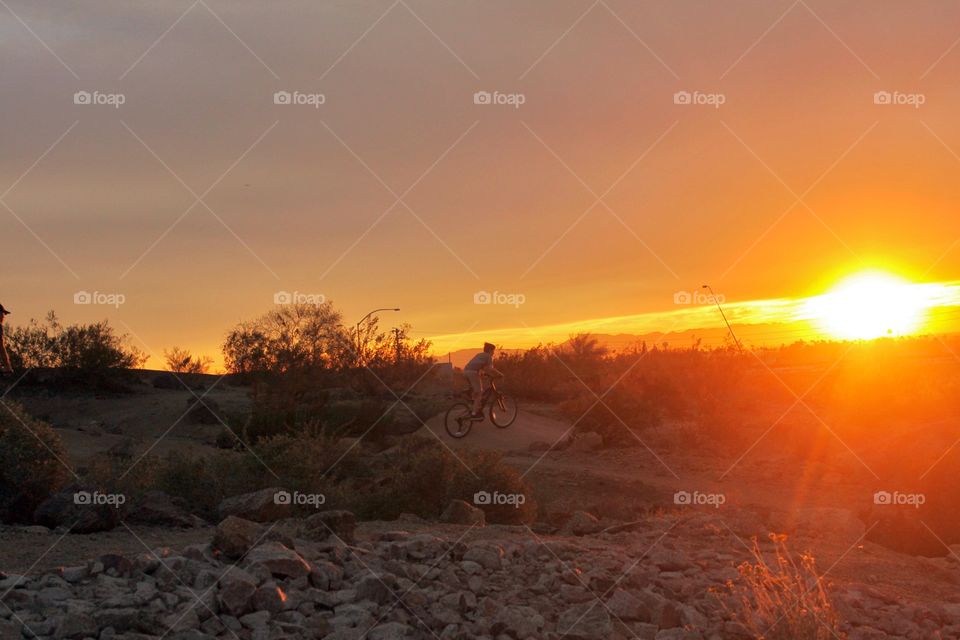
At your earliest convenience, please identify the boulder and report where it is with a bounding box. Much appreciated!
[128,490,204,528]
[244,542,311,578]
[493,605,545,638]
[557,603,612,640]
[463,543,504,571]
[305,510,356,544]
[217,488,290,523]
[212,516,262,559]
[251,583,288,614]
[440,500,486,526]
[606,589,649,622]
[217,569,258,616]
[560,511,601,536]
[33,484,122,534]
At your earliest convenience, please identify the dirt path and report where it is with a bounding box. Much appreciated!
[419,406,572,453]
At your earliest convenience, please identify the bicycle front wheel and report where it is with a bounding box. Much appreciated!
[489,394,518,428]
[445,402,474,438]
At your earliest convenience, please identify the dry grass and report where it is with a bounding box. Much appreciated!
[732,534,845,640]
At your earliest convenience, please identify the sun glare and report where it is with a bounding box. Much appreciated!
[805,271,933,340]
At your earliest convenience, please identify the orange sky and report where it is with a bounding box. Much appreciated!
[3,1,960,369]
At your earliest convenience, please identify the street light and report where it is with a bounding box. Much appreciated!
[356,307,400,365]
[702,285,742,353]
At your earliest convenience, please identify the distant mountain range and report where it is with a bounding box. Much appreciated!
[437,327,744,368]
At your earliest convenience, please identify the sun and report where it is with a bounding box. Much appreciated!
[804,271,932,340]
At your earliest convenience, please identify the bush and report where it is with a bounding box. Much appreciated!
[7,312,146,370]
[354,438,536,525]
[0,402,69,523]
[88,431,363,520]
[730,535,843,640]
[163,346,214,374]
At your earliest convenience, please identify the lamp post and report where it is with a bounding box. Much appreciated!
[702,285,742,353]
[356,307,400,366]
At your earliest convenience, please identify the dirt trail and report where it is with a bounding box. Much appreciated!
[420,406,572,453]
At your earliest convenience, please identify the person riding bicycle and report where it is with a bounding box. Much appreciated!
[464,342,502,417]
[0,304,11,374]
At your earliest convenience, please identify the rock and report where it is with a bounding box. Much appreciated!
[33,484,122,533]
[309,560,344,591]
[212,516,262,559]
[607,589,649,622]
[557,603,612,640]
[355,575,393,605]
[218,569,258,616]
[493,605,545,638]
[368,622,413,639]
[527,440,551,452]
[561,511,601,536]
[217,488,291,523]
[568,432,604,452]
[239,610,270,629]
[251,583,288,614]
[440,500,486,526]
[128,491,204,528]
[305,510,356,544]
[244,542,311,578]
[59,566,87,583]
[463,543,504,571]
[54,612,97,639]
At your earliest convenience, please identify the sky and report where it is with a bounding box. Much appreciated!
[3,1,960,368]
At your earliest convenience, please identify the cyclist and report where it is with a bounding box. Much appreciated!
[464,342,502,417]
[0,304,11,374]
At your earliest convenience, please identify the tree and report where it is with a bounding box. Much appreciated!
[6,312,147,370]
[163,347,214,374]
[222,302,352,374]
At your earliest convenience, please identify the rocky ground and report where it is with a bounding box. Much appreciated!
[3,499,960,640]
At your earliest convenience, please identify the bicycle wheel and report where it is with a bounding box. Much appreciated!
[489,394,518,428]
[445,402,474,438]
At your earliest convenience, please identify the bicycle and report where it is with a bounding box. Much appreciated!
[444,379,518,438]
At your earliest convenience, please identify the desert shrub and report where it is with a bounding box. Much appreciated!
[89,430,363,520]
[354,438,536,525]
[0,402,69,523]
[223,302,352,374]
[244,374,331,442]
[730,535,844,640]
[163,346,214,374]
[7,312,146,370]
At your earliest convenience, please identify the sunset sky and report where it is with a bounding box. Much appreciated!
[4,1,960,368]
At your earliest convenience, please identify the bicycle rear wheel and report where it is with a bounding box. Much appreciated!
[489,394,518,428]
[445,402,474,438]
